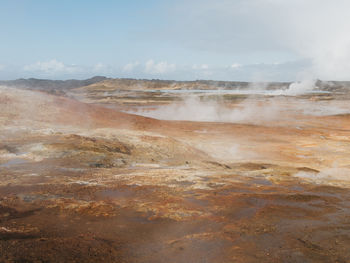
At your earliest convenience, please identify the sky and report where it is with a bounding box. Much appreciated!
[0,0,349,81]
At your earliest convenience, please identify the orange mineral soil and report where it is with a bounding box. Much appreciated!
[1,82,350,262]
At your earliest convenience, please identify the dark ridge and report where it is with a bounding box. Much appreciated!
[315,79,350,92]
[0,76,109,95]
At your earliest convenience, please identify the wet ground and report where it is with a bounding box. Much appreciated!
[1,167,350,262]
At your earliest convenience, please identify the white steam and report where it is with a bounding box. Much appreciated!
[269,79,316,96]
[172,0,350,81]
[129,96,281,123]
[128,91,350,123]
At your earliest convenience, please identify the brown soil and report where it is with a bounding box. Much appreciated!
[1,86,350,262]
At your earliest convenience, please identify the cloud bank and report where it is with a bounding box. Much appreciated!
[144,60,176,75]
[23,59,80,75]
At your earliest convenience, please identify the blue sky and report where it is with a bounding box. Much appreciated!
[0,0,349,81]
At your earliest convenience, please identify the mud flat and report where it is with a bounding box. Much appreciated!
[1,81,350,262]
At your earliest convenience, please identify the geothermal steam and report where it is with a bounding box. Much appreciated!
[130,96,281,123]
[129,81,350,123]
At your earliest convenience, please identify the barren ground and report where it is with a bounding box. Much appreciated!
[1,80,350,262]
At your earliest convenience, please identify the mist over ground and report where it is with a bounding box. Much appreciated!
[125,80,350,123]
[2,0,350,262]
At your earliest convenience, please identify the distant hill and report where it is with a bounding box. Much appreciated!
[0,76,109,95]
[1,77,350,96]
[74,78,292,91]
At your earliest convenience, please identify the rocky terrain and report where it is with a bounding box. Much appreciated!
[1,78,350,262]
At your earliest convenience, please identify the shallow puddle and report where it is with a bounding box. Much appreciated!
[0,158,30,167]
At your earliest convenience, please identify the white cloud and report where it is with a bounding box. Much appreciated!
[0,64,5,71]
[144,60,176,74]
[123,61,140,72]
[230,63,241,69]
[23,59,80,74]
[15,59,305,81]
[93,62,106,72]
